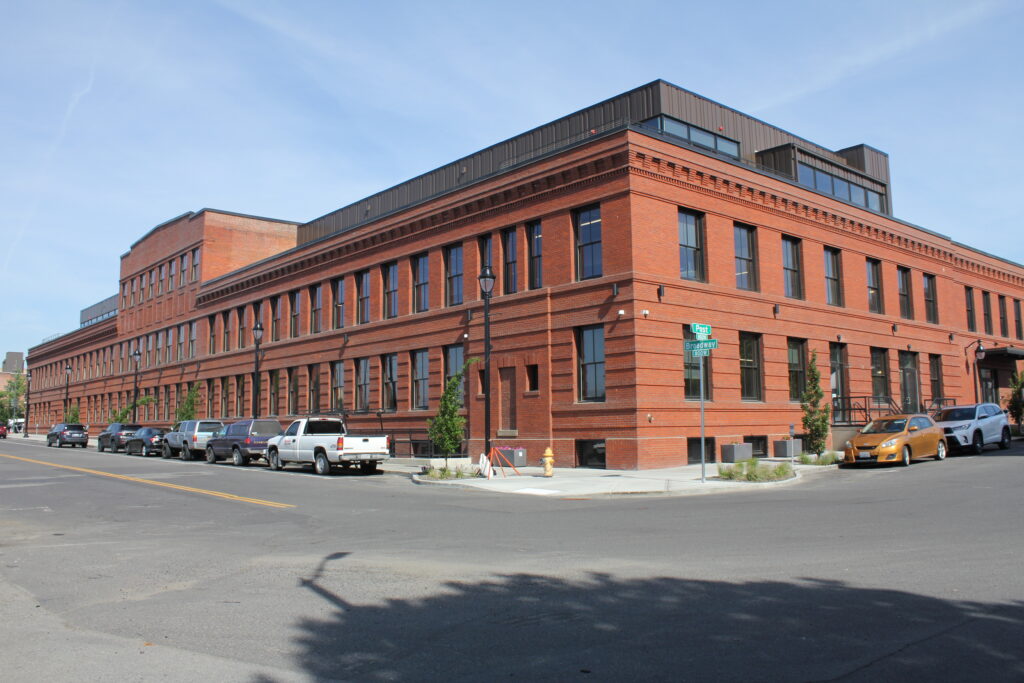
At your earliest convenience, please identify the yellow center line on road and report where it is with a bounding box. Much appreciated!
[0,453,295,509]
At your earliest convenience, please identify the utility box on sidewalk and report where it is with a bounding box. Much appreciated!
[494,446,526,467]
[721,443,753,463]
[773,439,802,458]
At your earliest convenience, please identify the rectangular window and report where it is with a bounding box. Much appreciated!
[331,361,345,411]
[156,332,163,365]
[290,290,301,337]
[871,347,890,399]
[412,254,429,313]
[382,263,397,319]
[866,259,884,314]
[355,358,370,412]
[130,279,137,306]
[929,354,944,403]
[823,247,843,306]
[923,274,939,324]
[381,354,397,412]
[982,291,993,335]
[177,324,185,359]
[180,254,188,286]
[146,334,153,367]
[781,236,802,299]
[679,209,706,282]
[526,364,539,392]
[897,267,914,319]
[235,375,245,417]
[502,228,518,294]
[142,272,149,300]
[206,379,214,417]
[574,205,602,281]
[576,325,606,402]
[237,306,247,348]
[190,248,200,281]
[222,311,231,352]
[310,284,322,333]
[478,234,492,297]
[787,338,807,401]
[287,368,298,415]
[739,332,763,401]
[1015,300,1023,340]
[734,224,758,291]
[683,327,711,400]
[169,260,176,291]
[444,245,463,306]
[158,264,165,294]
[998,295,1008,337]
[268,369,279,415]
[220,377,229,417]
[308,364,321,413]
[444,344,466,407]
[272,295,283,341]
[527,221,542,289]
[411,349,429,410]
[208,315,216,354]
[189,322,196,358]
[965,287,976,332]
[357,270,371,323]
[332,277,345,329]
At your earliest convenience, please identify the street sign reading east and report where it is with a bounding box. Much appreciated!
[690,323,712,336]
[684,339,718,351]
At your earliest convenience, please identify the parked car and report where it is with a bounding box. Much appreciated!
[843,413,946,466]
[97,423,142,452]
[205,419,283,466]
[933,403,1011,453]
[0,424,6,438]
[266,416,391,475]
[46,423,89,448]
[124,427,168,457]
[162,420,225,460]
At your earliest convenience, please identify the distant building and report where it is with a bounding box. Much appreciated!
[2,351,24,373]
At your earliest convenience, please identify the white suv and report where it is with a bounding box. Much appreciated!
[933,403,1011,454]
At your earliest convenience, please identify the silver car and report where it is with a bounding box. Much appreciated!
[933,403,1010,453]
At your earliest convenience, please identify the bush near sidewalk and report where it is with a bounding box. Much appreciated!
[717,460,794,482]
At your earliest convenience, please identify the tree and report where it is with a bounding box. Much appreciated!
[108,396,155,423]
[0,372,26,421]
[64,403,81,424]
[427,358,477,456]
[800,350,831,455]
[175,383,200,421]
[1006,371,1024,434]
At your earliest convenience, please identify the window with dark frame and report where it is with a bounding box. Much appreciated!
[526,364,539,392]
[965,287,976,332]
[444,244,463,306]
[289,290,301,337]
[411,349,429,410]
[287,368,298,415]
[898,267,913,319]
[923,274,939,324]
[866,259,884,314]
[576,325,605,402]
[929,354,943,403]
[683,327,711,400]
[871,347,890,399]
[787,338,807,401]
[332,277,346,329]
[310,285,322,333]
[502,228,517,294]
[381,354,397,412]
[237,306,247,348]
[998,295,1008,337]
[268,369,279,415]
[574,205,602,281]
[982,291,993,334]
[527,221,542,289]
[412,254,429,313]
[180,253,188,287]
[444,344,466,407]
[208,315,216,354]
[189,322,196,358]
[382,262,398,319]
[222,311,231,352]
[824,247,843,306]
[734,224,758,291]
[355,358,370,412]
[679,209,705,282]
[739,332,762,401]
[331,361,344,411]
[190,248,200,281]
[357,270,371,323]
[781,236,802,299]
[308,364,321,413]
[1015,299,1023,340]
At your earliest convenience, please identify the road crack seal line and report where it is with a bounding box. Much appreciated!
[0,453,295,509]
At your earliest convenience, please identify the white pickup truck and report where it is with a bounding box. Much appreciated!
[266,416,391,475]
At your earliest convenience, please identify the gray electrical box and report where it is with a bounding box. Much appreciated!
[495,447,527,467]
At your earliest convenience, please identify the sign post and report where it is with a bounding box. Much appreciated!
[688,324,715,483]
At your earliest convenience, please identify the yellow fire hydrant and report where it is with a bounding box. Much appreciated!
[542,447,555,477]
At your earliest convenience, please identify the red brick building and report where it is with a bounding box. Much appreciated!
[26,80,1024,468]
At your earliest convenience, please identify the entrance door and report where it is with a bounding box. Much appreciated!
[979,368,997,405]
[830,343,848,422]
[499,367,516,432]
[899,351,920,413]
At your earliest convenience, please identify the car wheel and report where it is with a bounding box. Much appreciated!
[161,445,172,459]
[360,460,378,475]
[110,441,119,453]
[181,448,192,461]
[901,446,911,467]
[97,439,105,453]
[206,447,217,463]
[268,449,282,471]
[971,431,984,455]
[999,427,1011,450]
[314,452,331,476]
[935,440,946,461]
[232,448,248,467]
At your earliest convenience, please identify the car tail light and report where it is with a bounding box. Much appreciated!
[62,430,69,435]
[244,437,251,445]
[150,437,158,443]
[337,437,344,450]
[192,434,198,442]
[386,435,391,449]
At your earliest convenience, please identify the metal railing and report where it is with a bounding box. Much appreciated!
[926,397,957,416]
[389,431,466,459]
[831,395,901,426]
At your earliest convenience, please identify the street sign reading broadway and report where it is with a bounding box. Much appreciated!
[684,339,718,351]
[690,323,712,336]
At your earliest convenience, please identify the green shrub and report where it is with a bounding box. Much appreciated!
[718,459,794,482]
[798,451,839,466]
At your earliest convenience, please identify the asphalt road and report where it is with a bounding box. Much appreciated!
[1,436,1023,682]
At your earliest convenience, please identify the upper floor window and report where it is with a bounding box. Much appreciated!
[169,259,177,291]
[237,306,247,348]
[871,347,891,399]
[923,274,939,324]
[576,324,605,402]
[679,209,706,282]
[823,247,843,306]
[189,322,196,357]
[982,291,993,335]
[1015,299,1023,340]
[271,295,283,341]
[527,221,543,290]
[641,115,739,158]
[130,278,137,306]
[796,163,885,212]
[866,259,884,314]
[787,338,807,401]
[190,248,200,281]
[354,358,370,412]
[222,311,231,352]
[357,270,371,323]
[965,287,977,332]
[739,332,763,401]
[734,224,758,291]
[309,285,322,333]
[998,295,1008,337]
[382,262,398,319]
[290,290,301,337]
[444,245,463,306]
[333,277,346,329]
[412,254,429,313]
[141,272,148,300]
[208,315,217,354]
[444,344,466,407]
[411,349,429,410]
[781,235,802,299]
[502,228,518,294]
[158,264,166,294]
[574,205,602,281]
[331,361,345,412]
[180,253,189,287]
[897,267,913,319]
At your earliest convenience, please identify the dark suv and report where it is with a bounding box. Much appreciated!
[205,419,283,466]
[97,423,142,453]
[46,423,89,448]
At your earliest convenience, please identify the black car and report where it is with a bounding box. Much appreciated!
[205,419,283,466]
[97,423,142,452]
[124,427,168,456]
[46,423,89,448]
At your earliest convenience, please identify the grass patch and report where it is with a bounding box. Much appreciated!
[717,459,794,482]
[797,451,839,466]
[422,465,477,480]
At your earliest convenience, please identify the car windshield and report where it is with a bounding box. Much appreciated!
[65,424,86,431]
[122,424,141,430]
[197,421,222,432]
[305,420,344,435]
[251,420,283,436]
[936,407,976,422]
[862,419,907,434]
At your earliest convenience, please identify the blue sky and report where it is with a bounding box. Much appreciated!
[2,0,1022,359]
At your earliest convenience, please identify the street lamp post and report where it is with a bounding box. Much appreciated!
[252,320,263,418]
[477,265,496,457]
[966,340,986,403]
[64,363,72,421]
[131,349,142,422]
[23,371,31,437]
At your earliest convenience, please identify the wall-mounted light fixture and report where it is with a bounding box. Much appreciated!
[657,284,665,300]
[773,303,780,316]
[466,309,473,322]
[617,309,625,317]
[836,334,843,342]
[891,323,899,334]
[642,309,650,318]
[948,333,955,343]
[611,283,619,297]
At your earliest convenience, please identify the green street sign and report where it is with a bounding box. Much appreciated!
[695,333,709,341]
[690,323,712,336]
[689,349,711,357]
[684,339,718,351]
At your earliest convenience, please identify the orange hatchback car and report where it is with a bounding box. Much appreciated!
[843,414,947,466]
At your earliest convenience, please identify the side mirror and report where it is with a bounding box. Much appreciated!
[908,425,919,432]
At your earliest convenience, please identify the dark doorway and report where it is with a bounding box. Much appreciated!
[687,437,716,464]
[576,440,606,468]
